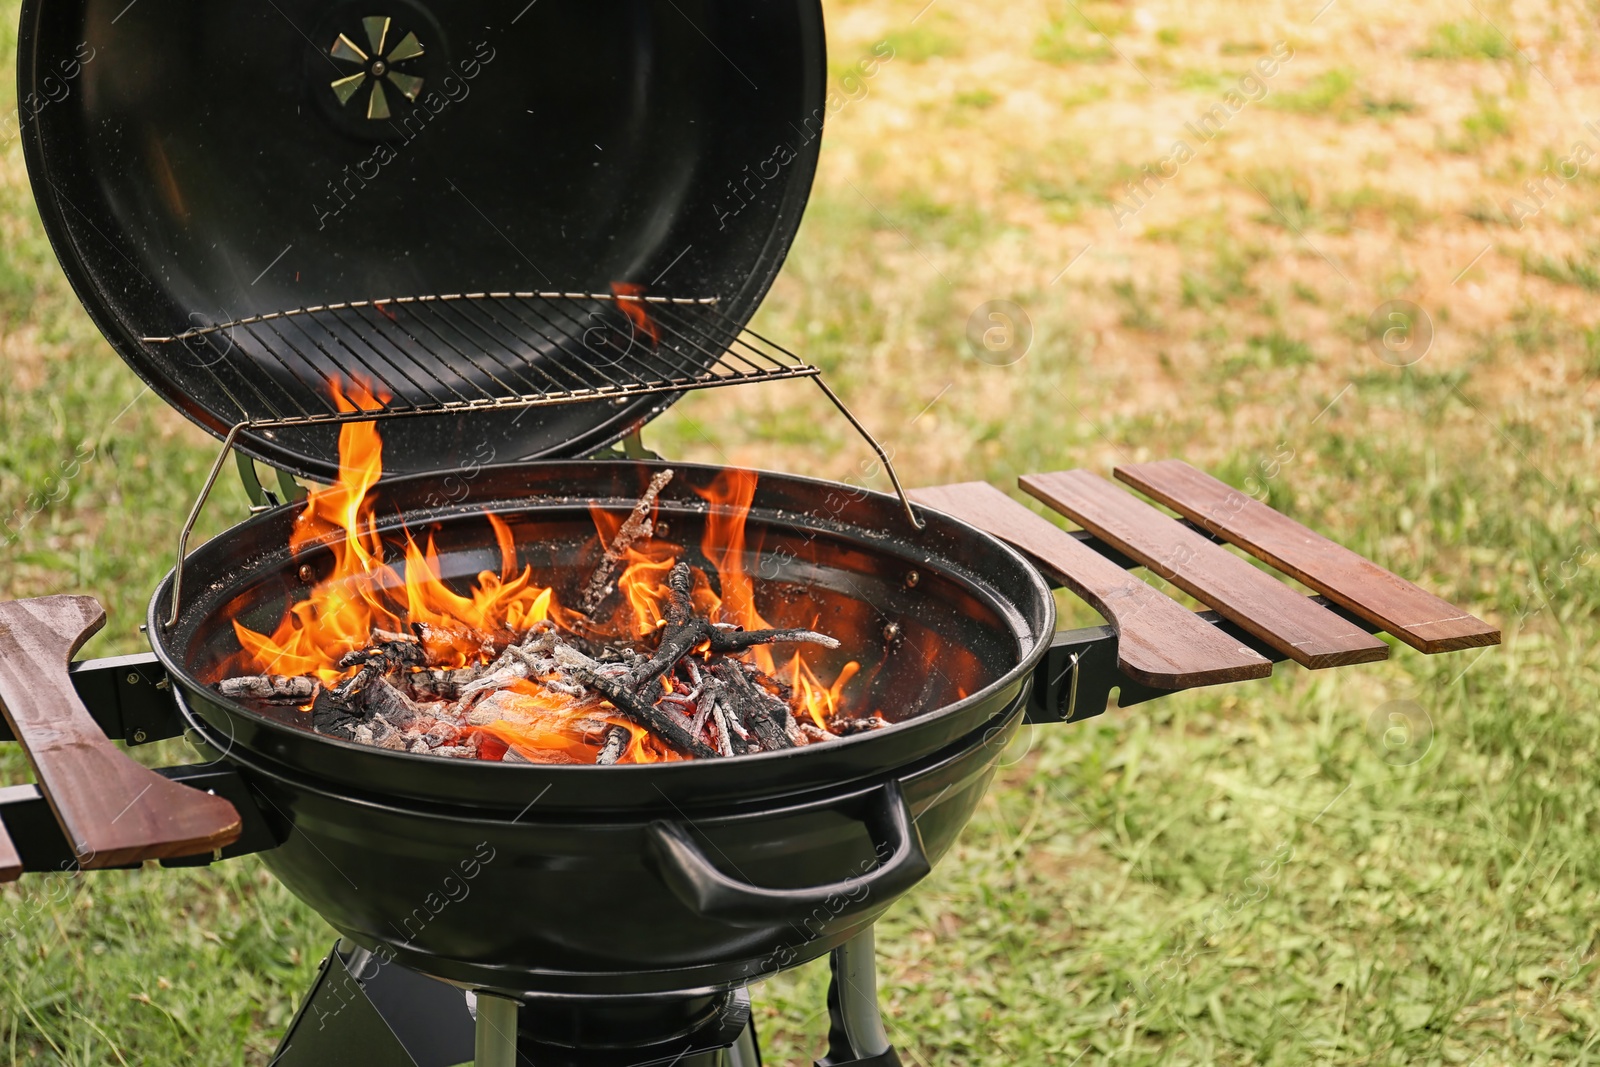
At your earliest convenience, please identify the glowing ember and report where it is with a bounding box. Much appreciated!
[219,402,877,764]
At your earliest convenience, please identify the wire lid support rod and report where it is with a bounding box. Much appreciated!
[813,378,925,532]
[163,384,924,631]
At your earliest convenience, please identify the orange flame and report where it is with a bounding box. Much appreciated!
[692,470,858,729]
[611,282,661,346]
[228,405,860,760]
[231,382,554,684]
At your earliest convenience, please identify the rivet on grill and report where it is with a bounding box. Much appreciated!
[904,570,921,589]
[655,520,670,538]
[299,564,316,584]
[131,729,148,744]
[126,672,141,686]
[883,622,902,642]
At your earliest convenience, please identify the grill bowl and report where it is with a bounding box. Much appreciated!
[151,460,1054,810]
[151,460,1054,992]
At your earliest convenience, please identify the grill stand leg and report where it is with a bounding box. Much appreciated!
[474,991,520,1067]
[270,941,475,1067]
[273,936,904,1066]
[817,929,902,1067]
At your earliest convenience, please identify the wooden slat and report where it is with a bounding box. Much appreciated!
[1115,460,1501,654]
[1021,471,1390,669]
[0,596,241,869]
[910,483,1272,689]
[0,821,19,883]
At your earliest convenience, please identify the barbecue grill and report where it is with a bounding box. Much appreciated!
[1,2,1501,1064]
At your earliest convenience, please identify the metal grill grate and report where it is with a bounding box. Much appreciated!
[156,290,927,627]
[142,291,819,429]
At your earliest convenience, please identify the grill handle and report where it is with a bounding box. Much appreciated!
[0,596,241,868]
[644,781,930,928]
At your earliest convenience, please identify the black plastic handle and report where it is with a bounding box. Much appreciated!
[644,782,931,928]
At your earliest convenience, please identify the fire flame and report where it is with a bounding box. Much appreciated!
[611,282,661,347]
[228,398,859,762]
[233,382,554,684]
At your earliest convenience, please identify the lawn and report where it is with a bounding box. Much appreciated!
[4,0,1600,1064]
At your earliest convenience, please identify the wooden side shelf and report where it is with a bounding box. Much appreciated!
[1022,470,1391,670]
[915,462,1497,694]
[909,483,1270,689]
[0,823,19,884]
[0,597,241,869]
[1114,460,1500,654]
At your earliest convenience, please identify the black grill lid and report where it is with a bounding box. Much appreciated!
[18,0,825,480]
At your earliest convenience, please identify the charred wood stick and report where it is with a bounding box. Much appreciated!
[688,690,713,739]
[734,661,801,744]
[710,662,795,751]
[706,627,841,654]
[798,722,837,744]
[218,674,317,703]
[705,679,756,754]
[334,639,427,701]
[740,665,804,745]
[555,647,718,759]
[404,666,488,703]
[595,726,630,766]
[709,696,738,757]
[412,621,497,661]
[628,620,711,693]
[311,674,426,736]
[405,628,559,703]
[580,469,674,614]
[310,685,362,736]
[625,563,710,691]
[830,716,888,736]
[457,633,560,700]
[364,679,427,729]
[595,676,718,759]
[355,630,432,705]
[665,559,694,627]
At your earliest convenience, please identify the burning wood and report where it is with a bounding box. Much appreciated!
[595,726,630,766]
[214,419,883,765]
[580,468,674,615]
[263,578,838,762]
[218,674,317,703]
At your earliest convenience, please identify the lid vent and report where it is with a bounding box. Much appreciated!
[327,15,428,121]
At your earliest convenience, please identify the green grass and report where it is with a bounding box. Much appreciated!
[953,87,999,110]
[1061,83,1112,109]
[1113,279,1164,332]
[1522,247,1600,291]
[1006,138,1117,223]
[1180,239,1265,308]
[6,0,1600,1064]
[1265,68,1357,114]
[1175,69,1227,92]
[1034,8,1119,66]
[1361,96,1419,120]
[881,21,965,64]
[1415,19,1516,60]
[1247,167,1318,231]
[1453,91,1515,152]
[1325,185,1428,236]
